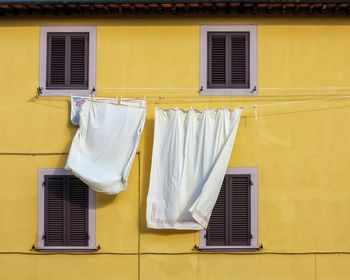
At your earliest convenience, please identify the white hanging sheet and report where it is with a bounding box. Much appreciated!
[65,99,146,195]
[147,107,242,230]
[70,96,118,125]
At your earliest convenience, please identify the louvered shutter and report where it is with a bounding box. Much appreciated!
[69,34,89,88]
[206,174,251,246]
[67,176,89,246]
[206,177,227,246]
[47,33,89,89]
[47,34,67,88]
[208,33,228,88]
[208,32,249,89]
[44,175,89,247]
[229,33,250,89]
[44,175,66,246]
[228,175,251,246]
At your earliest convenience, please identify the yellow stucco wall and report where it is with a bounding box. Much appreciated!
[1,16,350,279]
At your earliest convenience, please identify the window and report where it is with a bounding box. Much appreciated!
[37,169,96,251]
[39,26,96,96]
[200,168,258,251]
[200,25,257,96]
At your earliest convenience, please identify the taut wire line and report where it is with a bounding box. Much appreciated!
[246,95,350,108]
[96,86,350,93]
[97,94,350,110]
[33,88,350,111]
[97,87,198,91]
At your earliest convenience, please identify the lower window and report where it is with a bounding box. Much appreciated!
[200,168,258,251]
[37,169,96,251]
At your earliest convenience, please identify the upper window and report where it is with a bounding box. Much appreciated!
[39,26,96,96]
[37,169,96,251]
[200,25,257,96]
[200,168,258,251]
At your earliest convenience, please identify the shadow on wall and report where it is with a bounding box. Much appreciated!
[140,118,154,234]
[96,192,118,209]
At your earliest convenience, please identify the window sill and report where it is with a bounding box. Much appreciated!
[200,88,257,96]
[199,245,261,252]
[40,88,94,97]
[34,245,99,252]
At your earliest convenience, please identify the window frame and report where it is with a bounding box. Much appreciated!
[199,167,259,251]
[200,25,257,96]
[37,168,96,252]
[39,26,96,97]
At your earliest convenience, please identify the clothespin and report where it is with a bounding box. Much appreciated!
[253,105,258,120]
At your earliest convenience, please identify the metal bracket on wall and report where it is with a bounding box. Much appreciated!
[250,86,257,93]
[36,86,43,96]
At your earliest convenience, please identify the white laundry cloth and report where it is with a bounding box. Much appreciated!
[120,97,146,108]
[147,108,242,230]
[70,96,118,125]
[65,99,146,195]
[70,96,87,125]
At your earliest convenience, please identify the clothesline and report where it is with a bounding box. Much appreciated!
[96,86,350,93]
[242,94,350,108]
[68,94,350,123]
[36,91,350,113]
[81,94,350,110]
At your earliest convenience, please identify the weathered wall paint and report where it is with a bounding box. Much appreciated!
[0,17,350,279]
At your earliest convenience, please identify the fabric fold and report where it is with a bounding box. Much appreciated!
[65,99,146,195]
[146,107,242,230]
[70,96,118,125]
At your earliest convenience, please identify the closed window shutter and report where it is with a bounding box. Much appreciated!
[47,34,67,88]
[229,33,250,89]
[208,33,228,88]
[44,175,66,246]
[208,32,249,89]
[206,177,227,246]
[47,33,89,89]
[44,175,89,247]
[69,34,89,88]
[206,174,251,246]
[228,174,251,246]
[67,176,89,246]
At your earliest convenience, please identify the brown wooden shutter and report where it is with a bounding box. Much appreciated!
[69,34,89,88]
[44,175,89,247]
[208,32,249,89]
[67,176,89,246]
[206,176,227,246]
[229,33,250,89]
[47,34,67,88]
[228,174,251,246]
[206,174,251,246]
[208,33,228,88]
[47,33,89,89]
[44,175,66,246]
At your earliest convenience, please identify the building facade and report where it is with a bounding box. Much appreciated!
[1,1,350,279]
